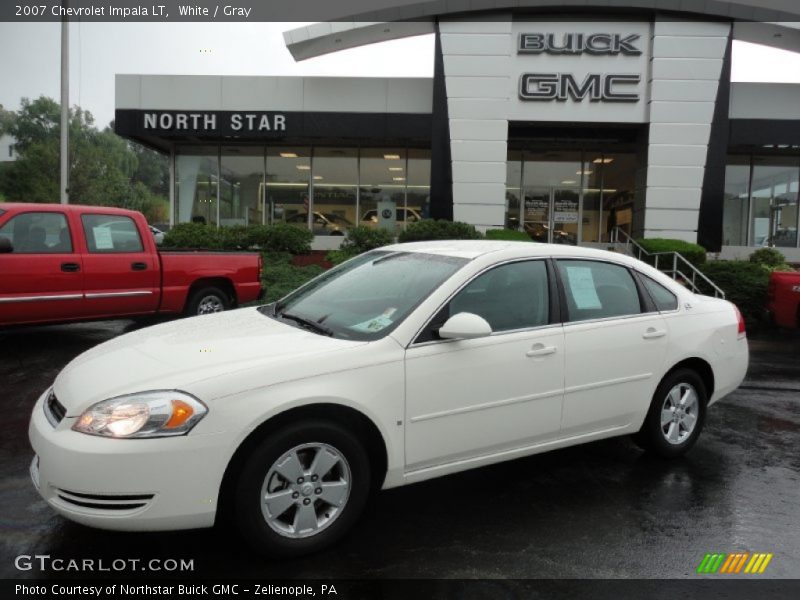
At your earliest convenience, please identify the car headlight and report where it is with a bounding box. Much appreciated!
[72,390,207,439]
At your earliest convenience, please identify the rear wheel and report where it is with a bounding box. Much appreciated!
[185,286,230,316]
[632,368,707,458]
[233,420,371,558]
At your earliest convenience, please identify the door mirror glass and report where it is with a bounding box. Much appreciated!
[0,236,12,253]
[439,312,493,340]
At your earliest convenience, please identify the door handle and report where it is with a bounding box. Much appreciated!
[60,262,80,273]
[131,262,147,271]
[642,328,667,340]
[526,344,557,358]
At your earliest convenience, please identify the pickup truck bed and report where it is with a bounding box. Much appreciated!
[0,203,263,326]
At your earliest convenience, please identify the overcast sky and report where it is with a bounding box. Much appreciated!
[1,21,800,129]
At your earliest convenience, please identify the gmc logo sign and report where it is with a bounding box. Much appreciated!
[519,73,641,102]
[518,33,642,56]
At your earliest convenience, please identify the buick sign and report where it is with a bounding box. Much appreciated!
[518,33,642,56]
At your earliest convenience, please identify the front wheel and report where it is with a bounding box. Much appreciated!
[233,421,371,558]
[632,368,707,458]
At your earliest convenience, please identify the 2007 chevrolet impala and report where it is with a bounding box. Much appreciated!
[29,241,748,557]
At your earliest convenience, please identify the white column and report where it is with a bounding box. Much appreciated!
[440,15,512,231]
[644,19,731,242]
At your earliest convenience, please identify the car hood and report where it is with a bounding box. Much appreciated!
[53,308,365,415]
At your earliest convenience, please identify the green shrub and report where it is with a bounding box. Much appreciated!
[699,260,770,325]
[162,223,312,254]
[261,261,324,303]
[162,223,222,249]
[259,223,313,254]
[340,225,394,254]
[485,229,532,242]
[325,249,354,266]
[749,247,786,268]
[398,219,483,243]
[636,238,707,268]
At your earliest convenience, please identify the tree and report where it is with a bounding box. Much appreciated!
[0,95,169,222]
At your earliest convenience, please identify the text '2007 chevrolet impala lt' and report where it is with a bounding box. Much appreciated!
[29,241,748,557]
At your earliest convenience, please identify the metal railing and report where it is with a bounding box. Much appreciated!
[610,227,726,299]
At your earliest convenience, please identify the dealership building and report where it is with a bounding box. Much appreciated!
[114,0,800,259]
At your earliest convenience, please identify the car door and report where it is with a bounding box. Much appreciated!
[0,209,84,325]
[555,259,669,437]
[78,212,159,317]
[404,259,565,470]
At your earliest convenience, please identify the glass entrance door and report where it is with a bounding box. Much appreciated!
[522,187,580,245]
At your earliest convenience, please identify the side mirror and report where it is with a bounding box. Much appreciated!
[0,237,12,254]
[438,312,492,340]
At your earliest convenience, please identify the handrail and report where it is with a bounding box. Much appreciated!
[610,227,726,299]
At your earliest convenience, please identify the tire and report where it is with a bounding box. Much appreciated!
[185,286,230,316]
[232,420,371,558]
[632,368,707,458]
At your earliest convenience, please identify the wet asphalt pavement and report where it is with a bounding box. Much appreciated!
[1,320,798,579]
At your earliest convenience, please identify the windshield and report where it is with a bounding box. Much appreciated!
[263,250,469,341]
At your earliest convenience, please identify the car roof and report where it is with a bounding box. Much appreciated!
[0,202,141,218]
[382,240,635,261]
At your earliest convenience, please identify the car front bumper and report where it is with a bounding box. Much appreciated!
[28,389,231,532]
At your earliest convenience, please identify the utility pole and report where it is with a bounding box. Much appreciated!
[59,6,69,204]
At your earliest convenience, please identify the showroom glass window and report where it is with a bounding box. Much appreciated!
[406,149,431,222]
[505,151,523,230]
[750,155,799,248]
[0,212,72,253]
[723,155,750,246]
[175,146,219,226]
[266,147,311,226]
[360,148,406,234]
[311,148,357,235]
[220,146,265,226]
[598,154,637,243]
[557,260,642,322]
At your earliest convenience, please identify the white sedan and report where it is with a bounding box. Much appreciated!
[29,241,748,557]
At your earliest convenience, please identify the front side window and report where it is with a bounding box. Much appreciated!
[0,212,72,253]
[557,260,642,322]
[449,260,550,332]
[641,275,679,312]
[81,214,143,253]
[265,250,468,341]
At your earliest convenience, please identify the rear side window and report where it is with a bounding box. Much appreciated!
[81,214,143,253]
[641,275,679,312]
[0,211,72,253]
[557,260,642,322]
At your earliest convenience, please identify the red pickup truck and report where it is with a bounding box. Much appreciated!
[0,203,263,327]
[767,270,800,329]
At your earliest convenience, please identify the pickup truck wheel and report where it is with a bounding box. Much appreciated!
[233,420,370,558]
[186,286,230,316]
[632,368,707,458]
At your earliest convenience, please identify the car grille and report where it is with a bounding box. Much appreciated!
[54,488,154,512]
[44,390,67,427]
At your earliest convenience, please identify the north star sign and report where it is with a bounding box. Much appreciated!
[518,32,642,103]
[142,111,287,133]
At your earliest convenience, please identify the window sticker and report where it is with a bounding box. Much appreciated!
[92,226,114,250]
[350,307,397,333]
[565,266,602,310]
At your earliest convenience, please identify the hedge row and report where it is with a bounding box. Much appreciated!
[162,223,313,254]
[635,238,707,267]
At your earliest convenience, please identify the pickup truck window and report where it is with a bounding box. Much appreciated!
[81,214,144,253]
[0,211,72,253]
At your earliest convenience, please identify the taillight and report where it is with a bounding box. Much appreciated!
[258,254,263,281]
[734,305,746,339]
